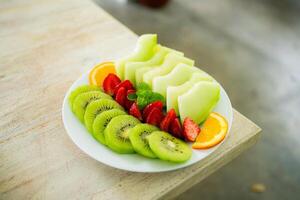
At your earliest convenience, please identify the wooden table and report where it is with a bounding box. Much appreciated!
[0,0,261,199]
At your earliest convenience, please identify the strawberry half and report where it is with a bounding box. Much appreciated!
[115,87,127,107]
[113,80,134,96]
[160,109,176,132]
[125,89,136,110]
[142,101,163,120]
[146,107,163,126]
[102,73,121,96]
[170,118,183,139]
[129,102,143,121]
[183,117,201,142]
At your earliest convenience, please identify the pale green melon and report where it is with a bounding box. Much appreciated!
[136,67,152,86]
[124,45,182,86]
[134,49,184,86]
[152,64,200,98]
[115,34,157,80]
[166,72,213,114]
[178,82,220,124]
[142,53,194,87]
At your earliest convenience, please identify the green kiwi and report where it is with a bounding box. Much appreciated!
[72,91,112,123]
[92,109,126,145]
[147,131,192,163]
[84,99,124,133]
[68,85,101,111]
[104,115,140,154]
[128,124,159,158]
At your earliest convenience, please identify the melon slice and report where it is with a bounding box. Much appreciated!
[136,67,152,86]
[115,34,157,80]
[178,82,220,124]
[142,53,194,87]
[152,64,200,98]
[167,72,213,114]
[124,46,182,86]
[135,49,184,86]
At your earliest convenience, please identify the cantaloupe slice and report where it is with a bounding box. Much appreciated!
[166,72,213,114]
[115,34,157,80]
[142,53,194,87]
[178,82,220,124]
[152,64,200,98]
[124,45,182,86]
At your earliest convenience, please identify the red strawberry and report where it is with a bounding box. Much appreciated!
[129,102,143,121]
[142,101,163,120]
[125,99,134,110]
[170,118,183,139]
[102,73,121,95]
[160,109,176,132]
[113,80,134,96]
[183,117,200,142]
[124,89,136,110]
[115,87,127,107]
[146,107,163,126]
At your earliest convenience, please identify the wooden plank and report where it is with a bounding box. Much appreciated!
[0,0,261,199]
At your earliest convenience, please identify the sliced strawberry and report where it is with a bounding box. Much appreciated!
[142,101,163,120]
[146,107,163,126]
[160,109,176,132]
[102,73,121,95]
[113,80,134,96]
[183,117,201,142]
[125,100,134,111]
[124,89,136,110]
[129,102,143,121]
[170,118,183,139]
[115,87,127,107]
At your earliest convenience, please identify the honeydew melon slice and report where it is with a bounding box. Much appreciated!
[124,45,182,86]
[178,82,220,124]
[135,50,184,86]
[115,34,157,80]
[136,67,152,86]
[142,53,194,87]
[152,64,200,98]
[167,72,213,114]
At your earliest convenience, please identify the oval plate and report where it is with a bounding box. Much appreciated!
[62,71,233,172]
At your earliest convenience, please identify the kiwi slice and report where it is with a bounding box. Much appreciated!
[104,115,140,154]
[84,99,124,133]
[72,91,112,123]
[128,124,159,158]
[68,85,101,111]
[147,131,192,163]
[92,109,126,145]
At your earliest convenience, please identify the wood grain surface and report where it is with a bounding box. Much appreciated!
[0,0,261,199]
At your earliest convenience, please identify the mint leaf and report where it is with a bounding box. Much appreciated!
[127,93,137,101]
[149,92,165,104]
[136,89,152,97]
[137,82,151,91]
[137,96,148,109]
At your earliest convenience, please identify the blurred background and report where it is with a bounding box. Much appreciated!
[94,0,300,199]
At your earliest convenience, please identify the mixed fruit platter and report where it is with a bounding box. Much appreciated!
[67,34,229,164]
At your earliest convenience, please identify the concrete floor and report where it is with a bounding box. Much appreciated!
[94,0,300,199]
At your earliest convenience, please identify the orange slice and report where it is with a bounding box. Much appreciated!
[89,62,116,86]
[192,112,228,149]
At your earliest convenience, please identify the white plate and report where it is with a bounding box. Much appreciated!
[62,71,233,172]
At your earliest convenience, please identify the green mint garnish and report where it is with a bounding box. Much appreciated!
[135,82,165,109]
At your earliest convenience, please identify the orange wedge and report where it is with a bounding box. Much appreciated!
[192,112,228,149]
[89,62,116,86]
